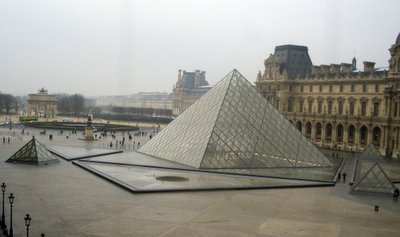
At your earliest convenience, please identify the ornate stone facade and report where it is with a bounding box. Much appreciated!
[172,69,211,116]
[255,33,400,157]
[27,88,57,118]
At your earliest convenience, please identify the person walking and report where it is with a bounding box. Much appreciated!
[393,188,399,201]
[342,172,347,182]
[337,172,341,181]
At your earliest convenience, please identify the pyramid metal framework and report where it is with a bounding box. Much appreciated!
[139,69,333,169]
[352,162,395,194]
[359,144,384,160]
[6,137,60,165]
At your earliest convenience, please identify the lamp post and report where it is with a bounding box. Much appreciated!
[9,193,14,237]
[24,214,31,237]
[1,183,5,230]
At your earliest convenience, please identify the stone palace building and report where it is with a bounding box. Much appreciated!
[255,33,400,157]
[172,69,211,117]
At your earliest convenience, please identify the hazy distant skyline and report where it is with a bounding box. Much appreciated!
[1,0,399,96]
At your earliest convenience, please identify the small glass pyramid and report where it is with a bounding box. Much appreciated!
[352,162,395,194]
[139,69,333,170]
[359,144,384,160]
[6,137,60,165]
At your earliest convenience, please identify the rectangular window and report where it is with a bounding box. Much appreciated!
[351,84,355,92]
[338,101,343,114]
[309,85,313,92]
[329,85,333,92]
[363,84,368,93]
[395,102,398,117]
[276,99,280,111]
[375,84,380,92]
[361,101,367,116]
[319,85,323,92]
[373,102,379,116]
[340,85,344,92]
[328,101,333,114]
[349,101,355,115]
[308,100,313,113]
[301,85,304,92]
[288,85,292,92]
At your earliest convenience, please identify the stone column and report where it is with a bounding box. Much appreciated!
[321,122,326,143]
[354,126,360,151]
[343,125,348,150]
[310,122,315,141]
[332,124,337,147]
[368,126,373,146]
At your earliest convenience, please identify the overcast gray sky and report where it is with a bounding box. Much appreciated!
[0,0,399,96]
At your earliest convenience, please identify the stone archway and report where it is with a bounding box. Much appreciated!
[372,127,381,147]
[325,123,332,142]
[296,121,302,133]
[348,125,355,144]
[360,126,368,145]
[305,121,312,138]
[315,122,322,140]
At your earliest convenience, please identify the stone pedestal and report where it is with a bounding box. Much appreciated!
[82,127,96,141]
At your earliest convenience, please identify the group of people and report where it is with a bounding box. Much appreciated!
[337,172,347,182]
[2,136,11,144]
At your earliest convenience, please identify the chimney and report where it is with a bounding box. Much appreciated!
[330,64,341,73]
[178,69,182,80]
[363,61,375,72]
[340,63,352,72]
[312,66,321,74]
[194,70,200,87]
[320,65,330,74]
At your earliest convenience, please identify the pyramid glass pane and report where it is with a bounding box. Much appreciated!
[352,163,395,194]
[140,69,333,170]
[139,72,231,167]
[201,70,332,169]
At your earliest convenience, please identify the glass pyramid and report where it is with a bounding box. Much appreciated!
[359,144,384,160]
[352,162,395,194]
[139,69,333,169]
[6,137,60,165]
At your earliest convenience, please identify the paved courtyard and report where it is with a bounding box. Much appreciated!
[0,127,400,237]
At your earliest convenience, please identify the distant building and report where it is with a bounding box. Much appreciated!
[172,70,211,116]
[255,33,400,157]
[93,92,172,117]
[94,92,172,110]
[27,88,57,118]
